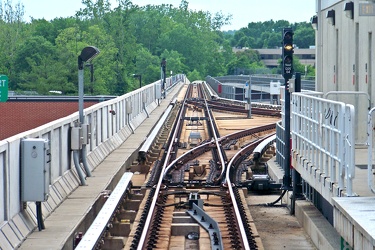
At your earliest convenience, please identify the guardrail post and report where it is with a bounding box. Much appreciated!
[367,107,375,193]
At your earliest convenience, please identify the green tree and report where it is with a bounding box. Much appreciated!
[0,0,315,95]
[55,26,84,94]
[187,69,202,82]
[0,0,26,89]
[103,1,138,94]
[82,25,119,95]
[293,26,315,48]
[77,0,112,21]
[231,19,314,49]
[130,4,165,53]
[133,47,160,89]
[14,36,70,94]
[226,49,264,75]
[30,17,77,45]
[160,49,188,76]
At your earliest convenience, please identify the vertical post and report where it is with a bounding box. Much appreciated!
[282,27,294,190]
[291,72,303,214]
[161,58,166,97]
[78,62,92,178]
[246,77,252,119]
[283,79,292,190]
[78,69,84,125]
[295,72,301,92]
[75,47,99,185]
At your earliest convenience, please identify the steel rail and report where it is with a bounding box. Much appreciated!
[203,97,227,174]
[136,85,192,250]
[75,172,133,249]
[163,124,276,177]
[139,83,274,249]
[225,141,261,250]
[187,99,281,117]
[223,127,276,249]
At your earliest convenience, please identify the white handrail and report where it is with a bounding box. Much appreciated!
[291,92,355,198]
[367,107,375,194]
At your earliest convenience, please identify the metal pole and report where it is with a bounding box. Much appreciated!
[247,78,252,119]
[291,72,303,215]
[74,69,88,184]
[295,72,302,92]
[283,78,292,190]
[78,66,92,177]
[78,69,84,124]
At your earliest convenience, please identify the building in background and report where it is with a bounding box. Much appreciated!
[314,0,375,99]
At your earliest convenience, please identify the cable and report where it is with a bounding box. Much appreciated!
[203,202,232,207]
[36,202,45,231]
[156,201,186,207]
[266,189,287,206]
[73,151,86,185]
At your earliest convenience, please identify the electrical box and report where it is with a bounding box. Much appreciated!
[270,81,281,95]
[288,78,295,93]
[244,82,250,99]
[81,124,91,145]
[71,127,83,150]
[21,138,50,202]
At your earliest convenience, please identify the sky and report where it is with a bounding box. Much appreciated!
[22,0,316,31]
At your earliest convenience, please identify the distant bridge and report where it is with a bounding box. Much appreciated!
[205,75,315,103]
[206,74,315,92]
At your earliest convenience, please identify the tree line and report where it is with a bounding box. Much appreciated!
[0,0,315,96]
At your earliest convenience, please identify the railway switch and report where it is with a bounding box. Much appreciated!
[188,192,203,209]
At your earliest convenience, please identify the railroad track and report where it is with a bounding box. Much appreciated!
[76,81,279,249]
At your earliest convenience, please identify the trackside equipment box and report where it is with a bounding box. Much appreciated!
[21,138,51,202]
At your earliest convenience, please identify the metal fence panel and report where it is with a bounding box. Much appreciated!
[291,92,355,197]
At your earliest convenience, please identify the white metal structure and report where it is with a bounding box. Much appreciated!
[324,91,371,145]
[367,107,375,193]
[291,92,355,199]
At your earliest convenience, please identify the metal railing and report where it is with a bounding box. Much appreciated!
[367,108,375,194]
[324,91,370,146]
[206,75,316,92]
[0,75,184,249]
[291,92,355,197]
[275,121,286,169]
[276,89,324,170]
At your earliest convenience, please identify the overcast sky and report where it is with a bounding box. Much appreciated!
[22,0,316,30]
